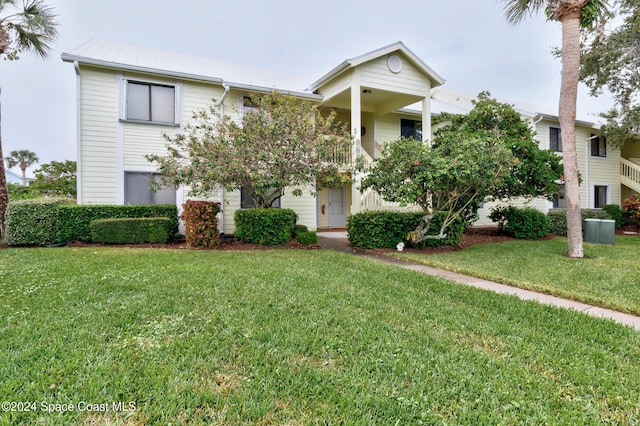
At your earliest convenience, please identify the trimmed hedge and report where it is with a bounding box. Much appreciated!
[57,204,179,242]
[547,208,612,236]
[89,217,171,244]
[181,201,221,248]
[5,198,74,246]
[490,206,550,239]
[347,211,466,249]
[297,231,318,245]
[234,208,297,245]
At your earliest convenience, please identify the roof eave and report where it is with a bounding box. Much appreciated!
[61,53,224,85]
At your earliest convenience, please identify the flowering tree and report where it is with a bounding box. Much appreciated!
[362,94,563,241]
[147,91,353,207]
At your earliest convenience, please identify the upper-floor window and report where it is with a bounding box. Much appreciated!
[401,118,422,141]
[590,134,607,157]
[550,127,562,152]
[126,81,175,124]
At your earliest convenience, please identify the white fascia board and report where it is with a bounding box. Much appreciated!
[225,81,323,101]
[61,54,224,85]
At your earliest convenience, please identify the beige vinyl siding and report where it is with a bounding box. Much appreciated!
[359,56,428,96]
[283,187,317,231]
[474,198,551,227]
[79,66,119,203]
[316,71,352,101]
[222,191,240,234]
[183,81,224,120]
[123,124,177,170]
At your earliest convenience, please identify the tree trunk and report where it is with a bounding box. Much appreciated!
[20,167,26,186]
[559,14,584,258]
[0,86,8,241]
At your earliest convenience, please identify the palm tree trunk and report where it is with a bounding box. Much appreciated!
[559,14,584,258]
[0,86,9,241]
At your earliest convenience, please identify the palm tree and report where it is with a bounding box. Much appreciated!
[0,0,58,239]
[500,0,609,258]
[5,149,39,186]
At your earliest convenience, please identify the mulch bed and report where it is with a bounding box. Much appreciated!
[3,226,637,252]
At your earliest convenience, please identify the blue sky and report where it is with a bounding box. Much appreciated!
[0,0,614,176]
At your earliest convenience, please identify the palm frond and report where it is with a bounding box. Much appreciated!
[501,0,547,24]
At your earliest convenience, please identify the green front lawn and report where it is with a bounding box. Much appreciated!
[394,235,640,316]
[1,247,639,424]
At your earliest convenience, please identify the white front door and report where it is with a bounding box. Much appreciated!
[328,187,346,227]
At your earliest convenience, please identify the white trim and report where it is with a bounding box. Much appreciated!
[116,72,125,204]
[175,80,183,128]
[74,61,83,204]
[176,186,185,234]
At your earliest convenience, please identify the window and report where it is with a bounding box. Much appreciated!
[550,127,562,152]
[240,186,280,208]
[594,185,608,209]
[126,81,175,123]
[241,96,259,118]
[401,118,422,141]
[552,184,565,208]
[590,134,607,157]
[125,172,176,205]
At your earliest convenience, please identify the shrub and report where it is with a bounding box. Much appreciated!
[5,198,74,246]
[89,218,171,244]
[490,206,550,239]
[347,211,466,249]
[296,231,318,245]
[547,208,612,236]
[623,196,640,228]
[57,204,179,242]
[292,224,309,239]
[181,201,221,248]
[234,208,297,245]
[602,204,622,229]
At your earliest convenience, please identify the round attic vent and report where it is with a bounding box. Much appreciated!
[387,54,403,73]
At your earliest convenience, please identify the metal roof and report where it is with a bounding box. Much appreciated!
[61,38,321,99]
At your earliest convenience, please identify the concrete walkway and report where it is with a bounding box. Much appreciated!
[316,233,640,331]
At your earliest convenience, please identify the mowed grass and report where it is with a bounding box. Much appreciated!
[394,235,640,316]
[1,247,640,424]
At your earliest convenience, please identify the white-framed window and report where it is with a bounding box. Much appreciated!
[126,81,176,124]
[240,185,281,209]
[552,184,566,208]
[550,127,562,152]
[594,185,609,209]
[125,172,176,205]
[240,95,259,119]
[590,134,607,157]
[401,118,422,140]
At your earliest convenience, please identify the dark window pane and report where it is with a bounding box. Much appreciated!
[550,127,562,152]
[401,118,422,140]
[594,185,608,208]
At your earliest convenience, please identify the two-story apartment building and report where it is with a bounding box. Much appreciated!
[62,39,637,233]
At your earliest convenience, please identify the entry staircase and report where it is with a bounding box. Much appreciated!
[621,158,640,194]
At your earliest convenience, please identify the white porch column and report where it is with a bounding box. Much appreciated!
[422,95,431,144]
[351,71,362,214]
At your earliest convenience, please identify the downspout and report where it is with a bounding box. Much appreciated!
[218,83,230,235]
[74,61,82,204]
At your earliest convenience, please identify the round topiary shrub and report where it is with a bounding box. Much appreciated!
[297,231,317,245]
[292,224,309,239]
